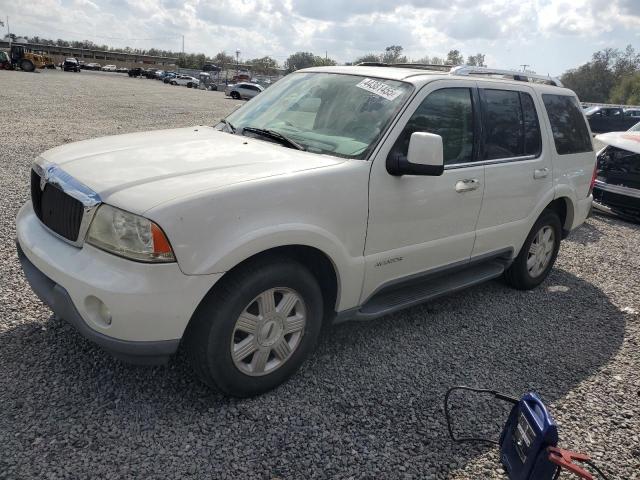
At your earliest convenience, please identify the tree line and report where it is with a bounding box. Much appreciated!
[352,46,485,67]
[12,31,640,103]
[561,45,640,105]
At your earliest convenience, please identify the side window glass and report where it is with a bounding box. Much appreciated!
[542,94,593,155]
[389,88,474,165]
[521,93,542,156]
[482,90,523,160]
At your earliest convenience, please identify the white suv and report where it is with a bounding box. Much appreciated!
[16,65,595,396]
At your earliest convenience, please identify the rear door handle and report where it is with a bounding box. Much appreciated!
[534,168,549,179]
[455,178,480,193]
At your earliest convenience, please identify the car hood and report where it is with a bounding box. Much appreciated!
[39,126,346,212]
[595,131,640,154]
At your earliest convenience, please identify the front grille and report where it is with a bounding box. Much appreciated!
[30,169,84,242]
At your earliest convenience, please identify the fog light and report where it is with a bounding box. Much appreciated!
[85,296,112,328]
[99,302,112,325]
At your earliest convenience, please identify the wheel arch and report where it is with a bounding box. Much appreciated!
[193,244,341,328]
[547,196,574,238]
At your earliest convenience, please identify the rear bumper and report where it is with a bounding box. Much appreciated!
[17,242,179,365]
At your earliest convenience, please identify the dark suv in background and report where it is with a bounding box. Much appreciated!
[63,58,80,72]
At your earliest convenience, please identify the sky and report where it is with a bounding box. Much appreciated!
[1,0,639,75]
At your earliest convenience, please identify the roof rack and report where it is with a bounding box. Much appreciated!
[450,65,563,87]
[354,62,563,87]
[356,62,453,72]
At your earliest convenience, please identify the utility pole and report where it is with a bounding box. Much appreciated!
[520,64,530,72]
[235,49,240,75]
[181,35,184,55]
[6,16,10,49]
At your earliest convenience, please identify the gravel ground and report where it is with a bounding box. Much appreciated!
[0,69,638,480]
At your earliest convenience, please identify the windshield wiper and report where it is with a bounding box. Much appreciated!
[219,118,236,133]
[241,127,306,151]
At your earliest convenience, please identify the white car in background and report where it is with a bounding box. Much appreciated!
[225,82,264,100]
[101,65,117,72]
[170,75,200,88]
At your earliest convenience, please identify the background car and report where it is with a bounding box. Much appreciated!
[162,72,178,83]
[624,108,640,118]
[593,127,640,223]
[224,82,264,100]
[85,62,101,70]
[62,57,80,72]
[128,67,143,77]
[170,75,199,88]
[101,65,117,72]
[585,106,638,133]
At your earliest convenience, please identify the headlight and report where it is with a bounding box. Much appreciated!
[87,204,175,263]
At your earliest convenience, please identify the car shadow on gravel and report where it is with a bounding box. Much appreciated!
[0,268,627,478]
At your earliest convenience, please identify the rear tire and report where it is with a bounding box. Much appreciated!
[184,257,323,397]
[20,59,35,72]
[231,91,240,99]
[187,82,192,88]
[504,209,562,290]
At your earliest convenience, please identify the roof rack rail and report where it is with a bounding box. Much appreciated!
[356,62,453,72]
[450,65,563,87]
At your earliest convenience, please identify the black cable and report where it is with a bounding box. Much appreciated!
[584,459,611,480]
[444,386,518,445]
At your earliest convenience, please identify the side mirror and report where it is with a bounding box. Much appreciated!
[387,132,445,176]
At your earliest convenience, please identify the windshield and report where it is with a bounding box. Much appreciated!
[628,121,640,132]
[220,72,413,159]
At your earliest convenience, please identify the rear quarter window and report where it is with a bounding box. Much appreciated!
[542,94,593,155]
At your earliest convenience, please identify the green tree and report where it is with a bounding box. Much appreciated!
[466,53,486,67]
[284,51,316,72]
[610,73,640,105]
[248,56,279,75]
[353,53,380,64]
[446,49,464,66]
[381,45,407,64]
[561,45,640,102]
[314,55,337,67]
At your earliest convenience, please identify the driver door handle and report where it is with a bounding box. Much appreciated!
[534,168,549,179]
[455,178,480,193]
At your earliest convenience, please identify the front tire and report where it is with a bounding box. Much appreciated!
[504,209,562,290]
[21,59,35,72]
[231,91,240,99]
[184,257,323,397]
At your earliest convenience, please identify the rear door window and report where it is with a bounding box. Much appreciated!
[481,89,542,160]
[542,94,593,155]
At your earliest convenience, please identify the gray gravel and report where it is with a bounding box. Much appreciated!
[1,69,639,479]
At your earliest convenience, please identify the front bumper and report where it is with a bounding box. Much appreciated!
[16,202,221,364]
[593,180,640,217]
[17,243,177,365]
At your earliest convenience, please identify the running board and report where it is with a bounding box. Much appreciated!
[343,260,507,322]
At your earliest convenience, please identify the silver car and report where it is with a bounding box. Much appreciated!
[225,82,264,100]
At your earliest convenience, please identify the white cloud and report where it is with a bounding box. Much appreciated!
[1,0,638,73]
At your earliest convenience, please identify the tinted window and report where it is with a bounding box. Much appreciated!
[390,88,474,165]
[482,90,523,159]
[542,94,593,155]
[521,93,542,156]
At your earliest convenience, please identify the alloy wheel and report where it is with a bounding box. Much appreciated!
[230,287,306,376]
[527,225,555,278]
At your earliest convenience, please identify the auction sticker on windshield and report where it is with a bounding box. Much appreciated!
[356,78,403,101]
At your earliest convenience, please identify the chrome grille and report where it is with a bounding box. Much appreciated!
[31,169,85,242]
